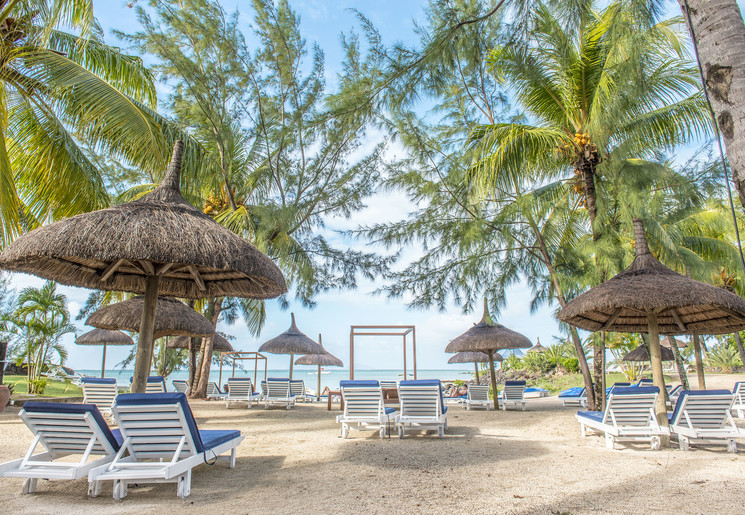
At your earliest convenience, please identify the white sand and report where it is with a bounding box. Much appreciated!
[0,374,743,514]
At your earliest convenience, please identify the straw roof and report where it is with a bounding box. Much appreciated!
[76,328,133,346]
[167,334,233,352]
[527,340,546,353]
[445,301,532,353]
[258,313,324,355]
[661,336,687,349]
[623,345,674,362]
[86,296,214,339]
[558,219,745,335]
[447,351,498,364]
[295,334,343,367]
[0,141,286,300]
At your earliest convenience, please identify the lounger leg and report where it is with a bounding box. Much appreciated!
[177,471,192,499]
[230,447,237,468]
[737,409,744,419]
[580,424,586,438]
[438,425,444,438]
[605,434,615,450]
[679,436,690,451]
[22,478,38,494]
[113,480,128,500]
[727,439,737,453]
[398,425,405,439]
[379,426,385,438]
[88,480,102,497]
[342,424,349,438]
[650,436,661,451]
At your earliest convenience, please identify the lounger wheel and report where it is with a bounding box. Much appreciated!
[177,474,191,499]
[113,480,128,500]
[88,480,102,497]
[342,425,349,438]
[727,439,737,453]
[605,434,615,450]
[438,426,444,438]
[650,436,661,451]
[398,425,405,439]
[679,436,690,451]
[22,478,37,494]
[379,426,386,438]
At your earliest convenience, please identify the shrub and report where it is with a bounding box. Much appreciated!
[561,358,579,373]
[707,345,739,373]
[28,378,48,395]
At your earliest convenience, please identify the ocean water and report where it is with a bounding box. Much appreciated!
[77,368,476,393]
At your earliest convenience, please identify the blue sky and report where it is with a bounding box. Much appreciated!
[6,0,741,372]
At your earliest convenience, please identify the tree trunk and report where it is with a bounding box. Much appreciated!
[488,349,499,410]
[569,326,596,410]
[679,0,745,206]
[193,298,223,399]
[669,336,690,389]
[0,340,6,384]
[647,312,670,447]
[132,275,160,394]
[734,332,745,368]
[593,337,605,411]
[692,333,706,389]
[188,336,199,391]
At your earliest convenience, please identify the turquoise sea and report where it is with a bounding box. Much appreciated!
[77,368,477,393]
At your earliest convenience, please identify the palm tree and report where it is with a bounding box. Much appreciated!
[0,0,194,246]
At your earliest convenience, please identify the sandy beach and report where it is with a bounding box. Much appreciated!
[0,374,743,514]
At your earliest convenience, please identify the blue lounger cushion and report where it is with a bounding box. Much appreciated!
[340,380,379,388]
[612,386,659,396]
[668,389,732,424]
[505,380,526,386]
[81,377,116,384]
[384,407,396,415]
[576,410,604,423]
[116,393,241,453]
[266,377,290,381]
[399,380,447,413]
[559,387,585,398]
[23,401,121,451]
[525,387,548,393]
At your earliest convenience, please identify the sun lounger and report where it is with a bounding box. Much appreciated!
[264,378,295,409]
[81,378,118,418]
[87,393,244,500]
[396,380,448,438]
[128,376,167,393]
[172,380,188,393]
[669,390,742,453]
[0,402,120,494]
[379,381,397,389]
[524,387,550,398]
[500,380,527,411]
[337,380,397,438]
[635,378,654,387]
[733,382,745,418]
[290,380,309,402]
[206,382,225,400]
[576,386,666,450]
[465,385,491,410]
[666,385,683,409]
[225,377,261,408]
[559,387,587,407]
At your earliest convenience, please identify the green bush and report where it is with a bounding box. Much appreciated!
[707,345,739,373]
[28,378,48,395]
[561,358,579,372]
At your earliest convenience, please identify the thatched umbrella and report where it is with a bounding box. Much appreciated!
[258,313,324,379]
[0,141,286,392]
[294,334,343,399]
[168,334,233,352]
[445,299,531,409]
[623,345,674,362]
[661,336,687,349]
[559,218,745,434]
[527,338,546,353]
[447,351,498,383]
[76,328,133,378]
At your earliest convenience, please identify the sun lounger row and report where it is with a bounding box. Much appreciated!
[0,393,243,500]
[337,380,448,439]
[576,387,743,452]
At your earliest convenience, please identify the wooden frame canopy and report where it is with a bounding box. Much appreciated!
[349,325,417,380]
[217,351,268,387]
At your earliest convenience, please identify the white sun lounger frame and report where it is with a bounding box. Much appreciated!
[560,388,588,408]
[0,407,118,494]
[733,382,745,419]
[145,378,166,393]
[396,383,447,438]
[337,385,397,438]
[576,389,666,450]
[264,379,295,409]
[206,381,225,400]
[81,381,118,418]
[290,380,309,402]
[88,399,244,500]
[500,382,527,411]
[225,378,261,408]
[670,391,742,453]
[466,385,491,410]
[172,380,188,394]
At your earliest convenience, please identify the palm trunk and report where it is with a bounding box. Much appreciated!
[679,0,745,207]
[647,312,670,447]
[593,337,605,411]
[0,340,7,384]
[188,336,199,391]
[669,336,690,389]
[692,333,706,389]
[734,332,745,369]
[193,298,223,399]
[569,326,596,410]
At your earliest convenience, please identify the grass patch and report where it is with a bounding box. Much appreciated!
[3,375,82,398]
[526,373,675,393]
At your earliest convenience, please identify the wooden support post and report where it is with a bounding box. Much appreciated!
[488,349,499,410]
[318,365,322,401]
[350,329,354,380]
[647,312,670,447]
[132,275,160,393]
[289,354,294,380]
[160,337,168,377]
[412,328,417,379]
[101,344,107,378]
[474,362,480,383]
[403,334,407,380]
[692,333,706,389]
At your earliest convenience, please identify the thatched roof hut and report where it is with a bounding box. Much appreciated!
[623,345,674,362]
[447,350,496,383]
[446,299,531,408]
[86,296,214,339]
[168,334,233,353]
[294,334,343,398]
[76,328,134,378]
[258,313,324,379]
[0,141,286,392]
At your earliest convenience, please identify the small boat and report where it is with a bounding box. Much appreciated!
[308,368,330,375]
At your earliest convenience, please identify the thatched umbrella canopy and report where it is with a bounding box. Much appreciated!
[445,299,531,409]
[447,350,497,383]
[0,141,286,392]
[623,345,674,362]
[76,328,134,378]
[294,334,343,399]
[559,218,745,436]
[527,338,546,353]
[258,313,324,379]
[168,334,234,352]
[661,336,687,349]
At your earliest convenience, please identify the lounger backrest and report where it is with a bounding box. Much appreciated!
[734,382,745,402]
[207,382,221,396]
[669,390,734,429]
[145,376,166,393]
[503,381,526,401]
[21,402,120,458]
[266,379,291,399]
[559,386,585,398]
[636,378,654,386]
[227,377,254,398]
[379,381,397,390]
[340,381,384,418]
[604,387,659,427]
[468,385,490,401]
[398,380,444,418]
[81,378,118,412]
[290,380,305,397]
[114,393,204,459]
[172,380,188,393]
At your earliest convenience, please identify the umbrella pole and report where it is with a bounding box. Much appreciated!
[488,349,499,410]
[289,354,294,380]
[132,275,160,394]
[692,333,706,389]
[474,362,480,383]
[101,344,107,378]
[318,364,322,401]
[647,312,670,447]
[161,337,169,377]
